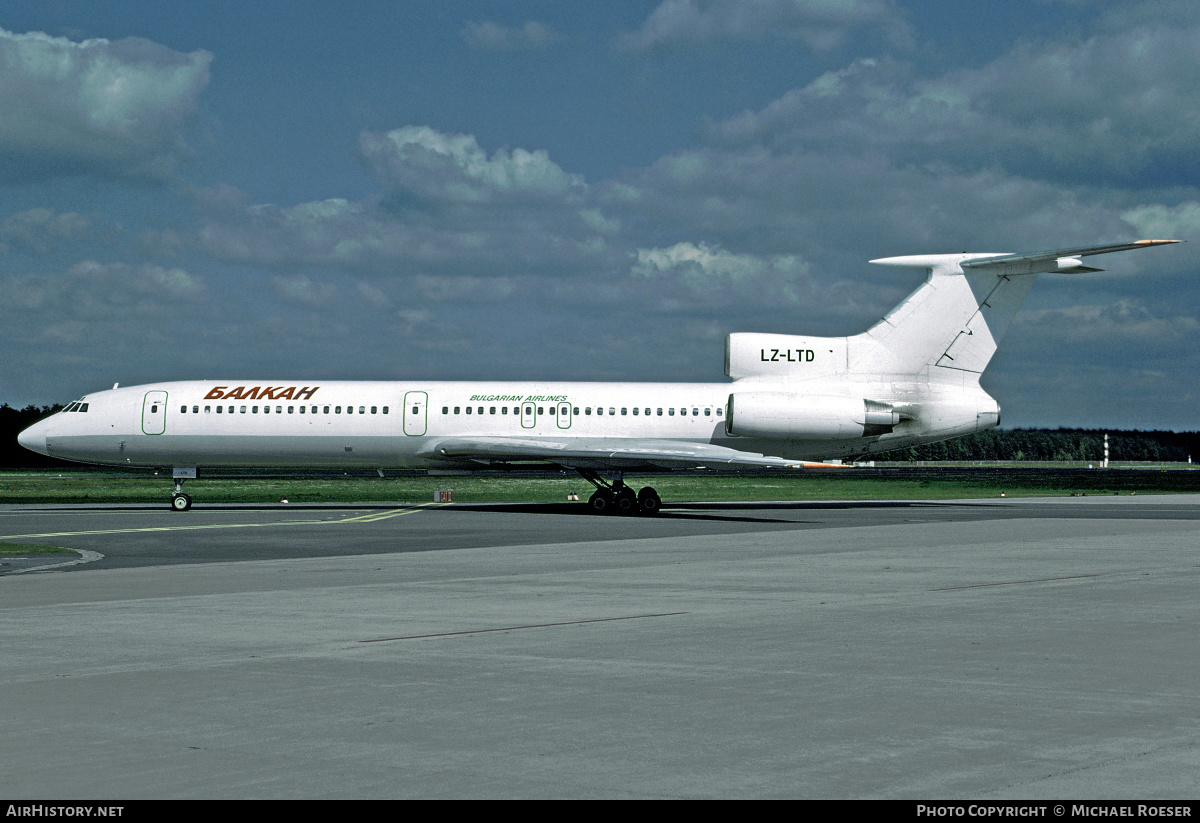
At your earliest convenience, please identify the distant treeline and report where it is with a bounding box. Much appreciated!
[880,428,1199,463]
[1,402,1196,468]
[1,403,64,468]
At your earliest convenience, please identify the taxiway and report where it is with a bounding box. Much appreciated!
[2,495,1198,797]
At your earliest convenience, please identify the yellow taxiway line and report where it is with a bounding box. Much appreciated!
[0,502,449,541]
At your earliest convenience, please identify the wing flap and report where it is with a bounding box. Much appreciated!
[417,436,842,470]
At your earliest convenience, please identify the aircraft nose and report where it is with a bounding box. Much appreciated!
[17,421,49,456]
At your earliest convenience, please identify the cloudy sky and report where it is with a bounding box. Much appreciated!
[0,0,1196,429]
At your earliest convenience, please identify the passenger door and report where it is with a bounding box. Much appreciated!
[142,390,168,435]
[403,391,427,436]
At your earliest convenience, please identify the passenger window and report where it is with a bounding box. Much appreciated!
[217,406,222,414]
[716,408,723,417]
[502,407,508,415]
[336,406,342,414]
[253,406,259,413]
[371,406,377,414]
[597,407,603,416]
[275,406,282,414]
[204,406,211,413]
[585,407,592,415]
[632,408,638,415]
[668,408,674,416]
[466,406,472,414]
[288,406,294,414]
[609,408,615,415]
[180,405,186,413]
[239,406,246,413]
[490,407,496,414]
[360,406,366,414]
[693,408,699,416]
[264,406,270,414]
[299,406,305,414]
[383,406,389,414]
[537,407,543,415]
[151,405,158,413]
[657,408,663,416]
[705,408,711,416]
[324,406,330,414]
[573,407,580,415]
[347,406,353,414]
[192,406,198,414]
[454,407,460,414]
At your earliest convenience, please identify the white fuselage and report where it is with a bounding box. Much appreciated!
[20,377,997,471]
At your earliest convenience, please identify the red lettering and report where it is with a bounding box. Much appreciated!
[224,386,246,400]
[275,387,295,400]
[295,386,318,400]
[258,387,277,400]
[204,387,228,400]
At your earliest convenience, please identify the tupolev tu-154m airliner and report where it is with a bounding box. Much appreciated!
[18,240,1180,514]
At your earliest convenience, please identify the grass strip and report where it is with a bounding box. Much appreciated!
[0,542,75,556]
[1,468,1198,505]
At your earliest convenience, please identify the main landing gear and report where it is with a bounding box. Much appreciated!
[577,470,661,516]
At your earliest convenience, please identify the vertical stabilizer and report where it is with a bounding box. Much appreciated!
[850,254,1035,378]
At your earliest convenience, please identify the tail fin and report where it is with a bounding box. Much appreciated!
[851,252,1037,377]
[725,240,1178,382]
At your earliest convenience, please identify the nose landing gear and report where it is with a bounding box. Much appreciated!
[169,468,196,511]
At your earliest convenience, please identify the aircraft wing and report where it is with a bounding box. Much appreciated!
[961,239,1180,275]
[416,436,841,470]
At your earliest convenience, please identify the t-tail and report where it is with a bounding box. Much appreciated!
[722,240,1180,454]
[727,240,1180,382]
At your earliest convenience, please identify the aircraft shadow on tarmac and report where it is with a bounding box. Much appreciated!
[444,499,982,524]
[21,498,997,526]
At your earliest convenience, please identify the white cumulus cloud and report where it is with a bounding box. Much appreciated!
[620,0,910,51]
[0,27,211,183]
[359,126,585,205]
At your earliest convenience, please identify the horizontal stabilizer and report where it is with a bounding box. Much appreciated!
[961,239,1180,276]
